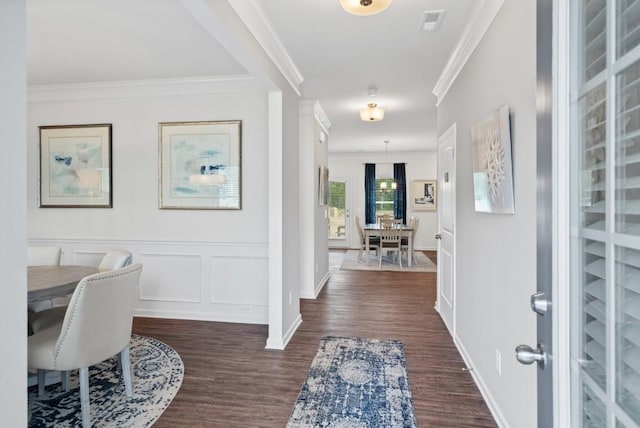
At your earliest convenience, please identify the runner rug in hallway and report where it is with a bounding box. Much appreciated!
[340,249,437,272]
[287,336,418,428]
[28,334,184,427]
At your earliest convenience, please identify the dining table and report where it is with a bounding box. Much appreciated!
[363,223,415,267]
[28,265,99,304]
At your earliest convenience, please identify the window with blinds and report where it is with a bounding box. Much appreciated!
[573,0,640,426]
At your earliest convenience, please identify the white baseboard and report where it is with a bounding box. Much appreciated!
[134,308,268,325]
[312,272,329,298]
[266,313,302,350]
[454,336,508,428]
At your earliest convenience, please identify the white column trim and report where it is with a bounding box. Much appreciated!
[432,0,506,105]
[266,90,285,349]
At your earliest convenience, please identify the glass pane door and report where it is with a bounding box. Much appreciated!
[328,179,349,246]
[571,0,640,426]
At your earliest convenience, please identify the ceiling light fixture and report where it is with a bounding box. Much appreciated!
[360,103,385,122]
[339,0,392,16]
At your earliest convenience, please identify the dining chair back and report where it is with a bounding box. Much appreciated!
[30,250,133,335]
[377,213,394,225]
[28,263,143,428]
[355,215,378,259]
[27,246,61,266]
[379,222,403,268]
[98,250,133,272]
[402,217,420,264]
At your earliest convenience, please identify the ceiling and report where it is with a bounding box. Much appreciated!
[26,0,475,153]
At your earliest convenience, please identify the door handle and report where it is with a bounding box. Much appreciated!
[530,291,550,316]
[515,344,547,369]
[435,234,442,240]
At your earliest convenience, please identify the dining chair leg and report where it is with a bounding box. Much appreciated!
[61,370,70,391]
[37,369,46,398]
[79,367,91,428]
[121,345,133,397]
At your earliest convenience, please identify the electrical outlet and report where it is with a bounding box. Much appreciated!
[315,263,319,273]
[289,290,293,306]
[495,349,502,376]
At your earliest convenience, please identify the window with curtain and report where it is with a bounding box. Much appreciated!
[375,178,395,216]
[365,163,407,223]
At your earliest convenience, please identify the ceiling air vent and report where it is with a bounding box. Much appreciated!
[420,10,445,32]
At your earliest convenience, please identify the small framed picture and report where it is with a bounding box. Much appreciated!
[318,165,329,206]
[39,124,112,208]
[159,120,241,210]
[411,180,436,211]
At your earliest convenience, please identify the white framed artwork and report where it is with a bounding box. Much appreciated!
[471,106,515,214]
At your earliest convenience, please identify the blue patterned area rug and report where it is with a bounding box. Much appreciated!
[288,336,418,427]
[28,334,184,427]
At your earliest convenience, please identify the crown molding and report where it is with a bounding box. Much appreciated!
[432,0,505,106]
[27,75,261,102]
[228,0,304,96]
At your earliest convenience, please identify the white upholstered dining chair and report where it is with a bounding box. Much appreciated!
[27,246,62,266]
[27,246,62,313]
[98,250,133,272]
[28,263,143,428]
[30,250,134,335]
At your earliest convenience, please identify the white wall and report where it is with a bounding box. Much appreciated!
[436,1,537,427]
[0,1,27,424]
[299,100,329,299]
[328,151,438,250]
[28,83,271,324]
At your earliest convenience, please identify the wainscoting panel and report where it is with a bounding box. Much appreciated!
[28,238,269,324]
[209,256,269,305]
[138,253,202,303]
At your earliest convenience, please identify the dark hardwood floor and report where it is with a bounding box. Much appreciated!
[133,250,496,427]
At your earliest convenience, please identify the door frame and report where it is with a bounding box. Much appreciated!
[550,0,571,425]
[436,123,457,335]
[328,176,351,249]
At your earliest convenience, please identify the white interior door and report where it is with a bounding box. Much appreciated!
[328,177,350,248]
[436,124,456,334]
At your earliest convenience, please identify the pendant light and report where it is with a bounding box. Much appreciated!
[380,141,397,192]
[339,0,392,16]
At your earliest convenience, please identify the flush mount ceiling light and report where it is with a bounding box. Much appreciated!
[339,0,392,16]
[360,103,385,122]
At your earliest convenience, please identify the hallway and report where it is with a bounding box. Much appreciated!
[133,250,496,427]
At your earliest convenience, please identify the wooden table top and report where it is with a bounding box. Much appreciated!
[27,265,98,303]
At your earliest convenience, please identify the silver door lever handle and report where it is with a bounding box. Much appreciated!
[515,344,547,369]
[435,234,442,239]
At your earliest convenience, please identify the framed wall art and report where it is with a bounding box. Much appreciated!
[318,165,329,206]
[471,106,515,214]
[411,179,436,211]
[159,120,241,210]
[39,124,112,208]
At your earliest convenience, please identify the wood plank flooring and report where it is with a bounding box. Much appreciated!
[133,250,496,427]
